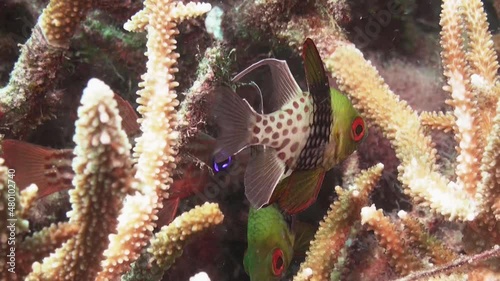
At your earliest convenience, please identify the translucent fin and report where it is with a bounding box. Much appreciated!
[213,86,256,162]
[233,58,302,112]
[156,198,179,229]
[302,38,330,102]
[244,148,286,209]
[184,132,217,165]
[292,220,315,257]
[2,140,74,198]
[237,82,264,114]
[270,169,325,215]
[170,163,211,199]
[113,93,140,137]
[250,81,264,114]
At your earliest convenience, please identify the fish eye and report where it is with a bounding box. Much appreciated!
[212,156,232,173]
[271,248,285,276]
[351,116,365,142]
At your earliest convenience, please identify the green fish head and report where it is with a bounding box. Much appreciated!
[330,88,367,162]
[244,206,294,281]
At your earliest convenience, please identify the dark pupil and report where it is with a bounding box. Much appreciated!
[355,124,363,135]
[275,256,283,270]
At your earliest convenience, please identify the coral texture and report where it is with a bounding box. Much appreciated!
[0,0,498,280]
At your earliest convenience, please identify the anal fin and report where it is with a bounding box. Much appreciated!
[270,169,325,215]
[244,148,285,209]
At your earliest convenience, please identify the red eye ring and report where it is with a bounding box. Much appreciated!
[272,248,285,276]
[351,116,365,142]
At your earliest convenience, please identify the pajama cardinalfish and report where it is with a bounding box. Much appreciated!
[244,204,314,281]
[214,38,367,213]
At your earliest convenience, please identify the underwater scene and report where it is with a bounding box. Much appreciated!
[1,0,500,280]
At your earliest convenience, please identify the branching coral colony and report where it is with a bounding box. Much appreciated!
[0,0,499,281]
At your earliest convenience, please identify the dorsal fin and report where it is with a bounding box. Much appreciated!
[302,38,330,103]
[232,58,302,112]
[237,81,264,114]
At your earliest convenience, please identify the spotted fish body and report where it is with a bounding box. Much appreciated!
[250,91,314,171]
[214,38,366,211]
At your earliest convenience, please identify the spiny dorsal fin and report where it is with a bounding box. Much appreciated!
[302,38,330,103]
[232,58,302,112]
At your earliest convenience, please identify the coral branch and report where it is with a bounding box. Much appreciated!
[96,2,211,279]
[325,42,478,220]
[129,0,211,199]
[149,202,224,270]
[17,222,79,277]
[26,78,133,281]
[440,0,483,196]
[477,97,500,221]
[398,211,457,265]
[18,183,38,219]
[419,112,455,133]
[0,157,31,281]
[39,0,93,48]
[293,163,384,281]
[0,0,93,138]
[96,191,159,280]
[361,205,424,276]
[392,245,500,281]
[461,0,499,86]
[177,45,220,146]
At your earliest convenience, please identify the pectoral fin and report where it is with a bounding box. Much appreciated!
[270,169,326,215]
[244,148,286,209]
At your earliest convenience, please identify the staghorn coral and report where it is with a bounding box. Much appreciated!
[0,0,94,138]
[149,202,224,270]
[2,0,214,279]
[26,78,133,281]
[96,2,212,280]
[1,0,499,280]
[398,211,458,265]
[294,163,384,281]
[361,205,424,276]
[393,245,500,281]
[16,222,79,277]
[320,0,500,278]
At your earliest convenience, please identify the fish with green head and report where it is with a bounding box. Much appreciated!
[244,204,314,281]
[214,38,367,214]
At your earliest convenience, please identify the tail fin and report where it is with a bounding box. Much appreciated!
[213,87,257,162]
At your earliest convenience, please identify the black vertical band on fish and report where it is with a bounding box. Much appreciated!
[294,38,333,170]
